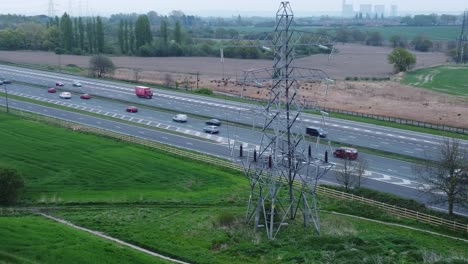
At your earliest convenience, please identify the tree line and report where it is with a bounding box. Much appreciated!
[0,12,464,62]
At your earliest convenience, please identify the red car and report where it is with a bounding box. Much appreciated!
[47,87,57,93]
[55,81,64,86]
[333,147,358,160]
[126,106,138,113]
[80,93,91,99]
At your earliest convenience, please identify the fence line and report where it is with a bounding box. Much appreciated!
[317,106,468,135]
[316,186,468,233]
[237,95,468,135]
[7,108,468,234]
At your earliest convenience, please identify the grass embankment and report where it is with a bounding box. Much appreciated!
[0,112,246,204]
[404,65,468,96]
[0,215,170,264]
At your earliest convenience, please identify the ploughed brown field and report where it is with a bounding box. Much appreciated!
[1,44,466,128]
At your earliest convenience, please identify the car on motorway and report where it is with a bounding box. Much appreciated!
[1,79,12,84]
[306,126,327,138]
[47,87,57,93]
[80,93,91,99]
[206,119,221,126]
[72,81,82,87]
[333,147,358,160]
[203,125,219,134]
[55,81,64,86]
[126,106,138,113]
[59,92,71,99]
[173,114,188,122]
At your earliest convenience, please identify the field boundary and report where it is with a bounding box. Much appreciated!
[39,213,191,264]
[5,107,468,234]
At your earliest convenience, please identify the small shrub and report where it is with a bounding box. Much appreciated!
[216,211,236,227]
[194,88,213,95]
[353,77,359,81]
[0,167,25,205]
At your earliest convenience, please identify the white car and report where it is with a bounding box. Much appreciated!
[173,114,188,122]
[59,92,72,99]
[72,81,82,87]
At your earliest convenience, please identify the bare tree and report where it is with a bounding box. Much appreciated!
[133,68,142,82]
[89,55,115,78]
[355,159,368,188]
[335,158,368,192]
[413,138,468,215]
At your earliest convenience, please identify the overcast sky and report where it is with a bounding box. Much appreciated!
[1,0,466,17]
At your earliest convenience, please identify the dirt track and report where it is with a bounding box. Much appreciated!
[1,45,466,128]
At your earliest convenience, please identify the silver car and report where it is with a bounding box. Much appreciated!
[203,126,219,134]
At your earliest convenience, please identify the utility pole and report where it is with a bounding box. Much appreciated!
[457,11,468,63]
[1,82,9,113]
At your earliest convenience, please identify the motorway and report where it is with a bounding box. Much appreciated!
[0,64,466,214]
[2,64,468,161]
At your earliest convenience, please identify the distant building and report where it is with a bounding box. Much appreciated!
[342,0,355,17]
[360,4,372,17]
[374,5,385,17]
[391,5,398,17]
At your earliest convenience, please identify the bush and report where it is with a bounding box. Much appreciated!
[216,211,236,227]
[0,167,25,205]
[194,88,213,95]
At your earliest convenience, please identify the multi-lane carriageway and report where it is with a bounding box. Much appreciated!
[1,64,467,214]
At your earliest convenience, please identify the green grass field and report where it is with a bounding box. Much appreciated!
[403,66,468,96]
[221,25,460,40]
[0,113,247,204]
[1,111,467,263]
[0,215,170,264]
[55,207,468,264]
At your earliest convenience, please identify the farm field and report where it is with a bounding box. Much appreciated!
[403,65,468,96]
[0,215,170,264]
[223,25,460,41]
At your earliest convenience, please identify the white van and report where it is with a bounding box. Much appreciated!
[173,114,188,122]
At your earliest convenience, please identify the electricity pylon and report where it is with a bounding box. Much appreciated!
[233,2,335,239]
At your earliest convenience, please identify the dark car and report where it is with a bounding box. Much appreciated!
[203,125,219,134]
[126,106,138,113]
[206,119,221,126]
[333,147,358,160]
[306,127,327,138]
[47,87,57,93]
[80,93,91,99]
[2,79,12,84]
[55,81,64,86]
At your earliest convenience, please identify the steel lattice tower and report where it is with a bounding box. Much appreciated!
[457,11,468,63]
[235,2,334,240]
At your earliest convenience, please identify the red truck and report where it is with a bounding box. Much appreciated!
[135,86,153,99]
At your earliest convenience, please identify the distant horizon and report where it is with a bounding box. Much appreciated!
[0,9,464,18]
[0,0,466,18]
